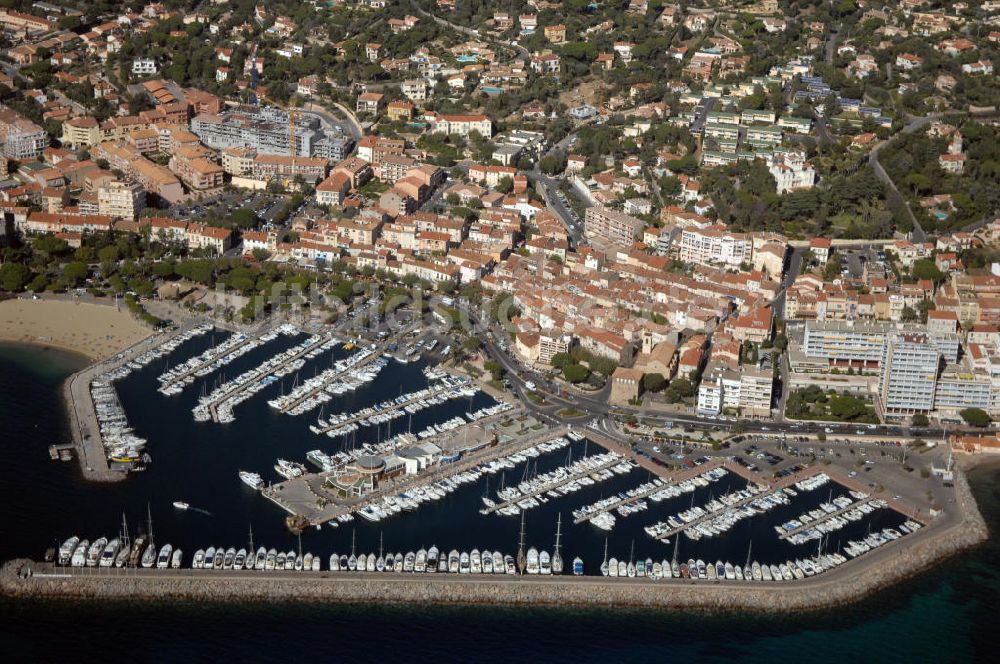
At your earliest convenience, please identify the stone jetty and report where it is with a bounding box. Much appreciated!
[3,470,987,612]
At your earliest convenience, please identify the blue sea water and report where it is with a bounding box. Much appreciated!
[0,342,998,662]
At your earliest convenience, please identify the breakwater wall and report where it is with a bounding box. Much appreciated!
[3,469,987,613]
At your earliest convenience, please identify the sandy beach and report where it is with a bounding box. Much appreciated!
[0,298,151,361]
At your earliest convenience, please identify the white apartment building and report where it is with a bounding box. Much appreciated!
[401,79,428,102]
[431,114,493,139]
[768,149,816,194]
[678,227,752,268]
[97,181,145,220]
[538,333,572,365]
[132,58,158,75]
[878,333,940,415]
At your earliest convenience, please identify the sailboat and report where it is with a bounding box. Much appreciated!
[600,537,609,576]
[347,529,357,571]
[140,504,156,568]
[552,513,564,575]
[114,513,131,567]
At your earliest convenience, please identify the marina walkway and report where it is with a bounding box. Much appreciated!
[205,333,336,422]
[313,380,473,433]
[778,497,872,540]
[278,342,388,415]
[159,327,280,392]
[264,420,559,526]
[482,455,624,515]
[65,318,210,481]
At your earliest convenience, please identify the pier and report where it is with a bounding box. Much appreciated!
[64,320,211,482]
[778,497,875,540]
[0,466,987,610]
[158,329,271,393]
[572,476,688,526]
[278,343,387,415]
[481,454,625,515]
[264,420,559,526]
[202,333,336,422]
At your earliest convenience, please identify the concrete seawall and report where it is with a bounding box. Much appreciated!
[3,471,988,612]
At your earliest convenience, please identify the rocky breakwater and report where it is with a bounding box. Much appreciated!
[3,471,988,612]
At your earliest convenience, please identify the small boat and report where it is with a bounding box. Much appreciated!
[526,548,539,574]
[572,557,584,575]
[256,547,267,571]
[86,538,107,567]
[427,546,439,572]
[99,539,121,568]
[71,540,89,568]
[141,543,157,568]
[58,536,79,566]
[173,501,190,510]
[608,557,618,577]
[539,550,551,575]
[156,544,173,569]
[329,553,340,571]
[459,551,470,574]
[193,549,206,569]
[171,549,183,569]
[312,556,321,572]
[266,549,277,571]
[213,547,225,569]
[204,547,216,569]
[224,548,236,570]
[235,549,247,570]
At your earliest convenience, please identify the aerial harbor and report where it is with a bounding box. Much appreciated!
[0,0,999,658]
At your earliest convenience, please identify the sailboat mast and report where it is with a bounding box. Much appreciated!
[146,503,154,548]
[554,513,562,555]
[517,512,527,574]
[121,513,130,553]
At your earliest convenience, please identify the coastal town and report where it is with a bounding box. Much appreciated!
[0,0,998,607]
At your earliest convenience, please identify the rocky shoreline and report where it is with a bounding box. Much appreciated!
[2,469,988,613]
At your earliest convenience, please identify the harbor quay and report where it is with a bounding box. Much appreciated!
[262,415,562,525]
[1,468,987,612]
[63,318,213,482]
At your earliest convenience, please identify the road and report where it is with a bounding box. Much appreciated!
[770,246,805,321]
[867,114,944,244]
[299,102,361,141]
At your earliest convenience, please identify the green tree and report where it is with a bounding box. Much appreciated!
[61,261,89,286]
[589,355,618,377]
[550,352,574,370]
[911,413,929,427]
[960,408,991,427]
[484,360,503,382]
[0,262,31,292]
[642,372,666,392]
[563,363,590,383]
[911,259,944,283]
[829,395,868,421]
